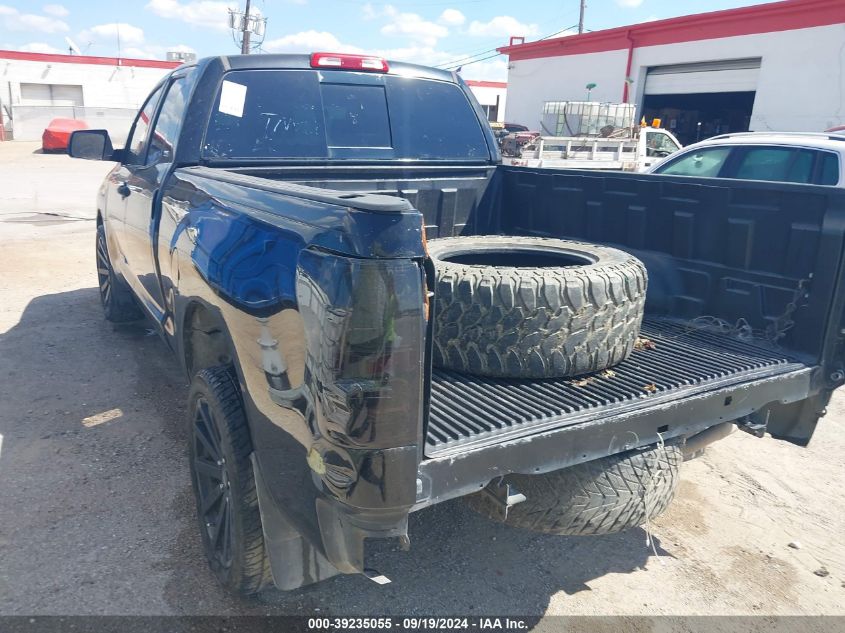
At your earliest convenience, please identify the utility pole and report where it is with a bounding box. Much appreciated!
[229,1,265,54]
[578,0,586,34]
[241,0,251,54]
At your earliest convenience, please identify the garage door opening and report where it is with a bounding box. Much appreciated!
[641,58,759,145]
[642,91,756,146]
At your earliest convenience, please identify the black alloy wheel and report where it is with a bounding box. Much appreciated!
[187,366,271,594]
[96,229,113,308]
[192,395,235,572]
[95,224,142,322]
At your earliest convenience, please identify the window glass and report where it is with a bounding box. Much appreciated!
[204,71,327,159]
[148,69,195,164]
[818,152,840,185]
[202,70,489,161]
[126,84,164,164]
[386,77,488,159]
[322,84,391,148]
[656,147,731,177]
[646,131,680,155]
[733,147,813,183]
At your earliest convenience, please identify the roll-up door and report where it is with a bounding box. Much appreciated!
[19,83,83,106]
[644,58,761,96]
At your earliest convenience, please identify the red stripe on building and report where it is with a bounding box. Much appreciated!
[465,80,507,88]
[0,50,180,69]
[498,0,845,61]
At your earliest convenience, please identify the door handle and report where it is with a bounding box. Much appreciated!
[117,182,131,198]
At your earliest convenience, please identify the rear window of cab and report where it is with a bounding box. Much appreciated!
[202,69,490,161]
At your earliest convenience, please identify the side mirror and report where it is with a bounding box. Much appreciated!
[68,130,115,161]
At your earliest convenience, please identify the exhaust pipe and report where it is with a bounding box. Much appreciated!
[683,422,735,460]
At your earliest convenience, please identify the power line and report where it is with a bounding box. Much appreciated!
[434,45,500,68]
[440,24,579,70]
[434,6,582,71]
[443,51,501,70]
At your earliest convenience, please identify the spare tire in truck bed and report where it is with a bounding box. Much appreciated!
[429,236,647,379]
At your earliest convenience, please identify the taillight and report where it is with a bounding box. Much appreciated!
[310,52,389,73]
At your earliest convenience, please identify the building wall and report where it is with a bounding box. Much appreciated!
[0,54,175,141]
[466,82,507,123]
[505,49,626,128]
[505,22,845,133]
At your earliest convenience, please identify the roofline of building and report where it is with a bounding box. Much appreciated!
[464,80,507,88]
[0,49,180,69]
[497,0,845,61]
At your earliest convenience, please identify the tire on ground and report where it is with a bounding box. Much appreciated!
[428,236,647,378]
[465,440,683,536]
[188,366,272,595]
[96,224,143,322]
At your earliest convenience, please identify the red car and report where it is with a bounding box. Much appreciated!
[42,118,88,152]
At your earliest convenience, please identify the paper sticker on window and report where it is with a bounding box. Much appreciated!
[219,80,246,118]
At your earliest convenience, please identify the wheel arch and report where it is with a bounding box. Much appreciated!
[180,299,237,379]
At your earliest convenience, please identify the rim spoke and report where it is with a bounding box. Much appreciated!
[194,420,219,460]
[220,498,232,564]
[195,457,224,481]
[97,236,112,306]
[212,495,228,546]
[200,483,224,515]
[198,402,223,454]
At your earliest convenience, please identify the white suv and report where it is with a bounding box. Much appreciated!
[646,132,844,187]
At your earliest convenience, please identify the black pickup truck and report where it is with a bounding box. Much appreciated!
[70,53,845,594]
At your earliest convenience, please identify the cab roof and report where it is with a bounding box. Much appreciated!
[194,53,459,84]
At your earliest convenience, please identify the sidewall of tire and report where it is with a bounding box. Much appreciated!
[465,440,683,536]
[188,367,270,595]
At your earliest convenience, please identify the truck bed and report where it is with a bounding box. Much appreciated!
[425,318,805,456]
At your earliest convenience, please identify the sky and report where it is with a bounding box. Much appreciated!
[0,0,777,81]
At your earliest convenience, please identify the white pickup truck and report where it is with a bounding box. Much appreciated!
[507,126,683,172]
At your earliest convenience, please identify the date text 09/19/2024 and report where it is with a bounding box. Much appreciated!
[307,617,532,630]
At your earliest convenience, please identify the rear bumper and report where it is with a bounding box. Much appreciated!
[414,367,815,509]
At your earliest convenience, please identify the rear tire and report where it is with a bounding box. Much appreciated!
[188,366,272,595]
[465,440,682,535]
[96,224,142,322]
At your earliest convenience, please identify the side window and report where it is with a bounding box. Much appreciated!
[817,152,840,186]
[646,131,681,156]
[732,147,813,183]
[655,147,731,177]
[148,70,195,165]
[125,84,165,165]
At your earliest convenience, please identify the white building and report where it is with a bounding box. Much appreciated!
[465,80,508,123]
[499,0,845,145]
[0,50,179,141]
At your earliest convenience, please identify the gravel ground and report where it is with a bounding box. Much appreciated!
[1,142,844,617]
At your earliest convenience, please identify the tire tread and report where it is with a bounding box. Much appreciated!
[466,441,683,536]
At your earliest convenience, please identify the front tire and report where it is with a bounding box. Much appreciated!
[188,366,271,595]
[96,224,142,322]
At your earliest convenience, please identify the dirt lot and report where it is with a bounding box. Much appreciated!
[1,141,844,618]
